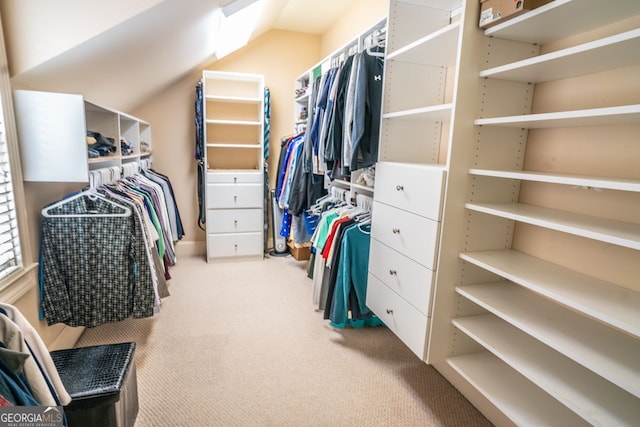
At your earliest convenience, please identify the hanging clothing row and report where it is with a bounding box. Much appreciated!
[307,186,355,307]
[90,162,184,265]
[39,165,184,328]
[306,190,382,329]
[275,132,326,244]
[303,40,385,182]
[276,32,385,246]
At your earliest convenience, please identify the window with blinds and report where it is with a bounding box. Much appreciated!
[0,98,22,280]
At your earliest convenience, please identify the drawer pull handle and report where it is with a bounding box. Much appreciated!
[234,195,238,202]
[234,220,238,226]
[396,185,404,191]
[234,244,238,251]
[392,228,400,234]
[389,269,397,275]
[386,309,393,315]
[234,177,238,183]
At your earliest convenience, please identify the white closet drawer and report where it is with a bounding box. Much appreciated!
[374,162,445,221]
[371,201,440,269]
[206,208,262,233]
[368,238,434,316]
[366,273,428,360]
[206,184,263,209]
[207,171,263,184]
[207,232,263,259]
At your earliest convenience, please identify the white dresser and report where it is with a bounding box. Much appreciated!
[205,171,263,260]
[366,161,445,359]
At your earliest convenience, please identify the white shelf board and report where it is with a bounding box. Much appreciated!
[393,0,461,12]
[469,169,640,193]
[119,113,137,122]
[459,249,640,338]
[383,103,453,121]
[447,352,589,427]
[330,179,374,193]
[205,119,262,126]
[456,282,640,398]
[84,99,114,114]
[453,315,640,426]
[207,168,261,173]
[350,182,374,193]
[422,0,462,10]
[388,21,460,66]
[380,161,447,172]
[484,0,640,44]
[480,29,640,83]
[205,95,262,103]
[466,202,640,250]
[331,179,350,188]
[203,70,263,83]
[88,155,121,164]
[295,94,309,103]
[475,104,640,128]
[206,143,262,149]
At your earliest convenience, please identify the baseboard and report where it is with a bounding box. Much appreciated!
[48,325,85,351]
[175,240,206,258]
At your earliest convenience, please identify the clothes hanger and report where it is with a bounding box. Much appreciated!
[110,165,123,182]
[128,162,141,177]
[357,220,371,233]
[42,189,132,218]
[366,29,385,58]
[306,194,331,215]
[355,193,374,212]
[353,210,371,222]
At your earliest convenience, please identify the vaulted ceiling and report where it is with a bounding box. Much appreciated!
[0,0,358,111]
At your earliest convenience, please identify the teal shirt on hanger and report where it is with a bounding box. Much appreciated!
[330,223,382,328]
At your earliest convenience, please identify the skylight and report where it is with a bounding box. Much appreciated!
[214,0,264,59]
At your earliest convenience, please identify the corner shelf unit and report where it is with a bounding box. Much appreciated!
[418,0,640,425]
[13,89,152,183]
[294,74,310,134]
[201,70,265,261]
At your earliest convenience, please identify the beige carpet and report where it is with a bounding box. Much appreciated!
[76,254,492,426]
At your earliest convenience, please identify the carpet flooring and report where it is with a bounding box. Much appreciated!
[75,254,492,426]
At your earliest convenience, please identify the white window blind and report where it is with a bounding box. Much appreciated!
[0,97,22,280]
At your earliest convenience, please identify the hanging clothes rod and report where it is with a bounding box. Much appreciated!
[89,166,123,189]
[89,159,153,189]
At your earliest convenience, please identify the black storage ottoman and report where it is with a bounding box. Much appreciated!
[50,342,139,427]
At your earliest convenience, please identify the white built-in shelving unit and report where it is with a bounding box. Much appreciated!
[365,0,459,362]
[294,74,310,134]
[395,0,640,425]
[291,0,639,423]
[201,70,264,261]
[13,90,152,183]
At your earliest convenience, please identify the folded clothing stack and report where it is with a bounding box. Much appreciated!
[87,131,117,158]
[121,139,134,156]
